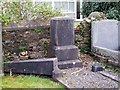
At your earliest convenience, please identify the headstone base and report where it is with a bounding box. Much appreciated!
[49,45,82,69]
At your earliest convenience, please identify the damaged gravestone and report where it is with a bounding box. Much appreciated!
[49,17,82,69]
[4,58,62,78]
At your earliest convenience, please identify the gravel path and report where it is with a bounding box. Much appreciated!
[57,61,119,88]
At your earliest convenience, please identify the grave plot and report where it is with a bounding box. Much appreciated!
[91,20,120,67]
[3,17,82,79]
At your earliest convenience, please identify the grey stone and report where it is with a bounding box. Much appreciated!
[4,58,62,77]
[91,20,118,50]
[50,17,74,46]
[58,60,82,69]
[92,62,103,72]
[91,20,119,67]
[5,40,14,44]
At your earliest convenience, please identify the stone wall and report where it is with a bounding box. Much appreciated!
[75,12,107,54]
[2,25,50,62]
[75,20,91,54]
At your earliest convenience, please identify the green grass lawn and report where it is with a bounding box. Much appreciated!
[1,74,65,89]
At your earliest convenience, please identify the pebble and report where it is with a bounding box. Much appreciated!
[57,67,118,88]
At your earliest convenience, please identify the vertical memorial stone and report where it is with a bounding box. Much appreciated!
[49,17,82,69]
[50,17,74,46]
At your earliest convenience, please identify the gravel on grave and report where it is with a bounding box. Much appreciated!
[57,61,119,88]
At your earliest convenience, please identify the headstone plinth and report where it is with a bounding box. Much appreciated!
[49,17,82,69]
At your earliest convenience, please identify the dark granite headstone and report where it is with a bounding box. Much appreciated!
[49,17,82,69]
[50,17,74,46]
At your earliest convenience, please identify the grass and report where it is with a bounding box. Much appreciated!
[0,75,2,90]
[2,74,65,89]
[101,62,120,73]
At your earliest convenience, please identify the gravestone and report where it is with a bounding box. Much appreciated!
[92,20,118,50]
[49,17,82,69]
[0,22,2,75]
[91,20,119,67]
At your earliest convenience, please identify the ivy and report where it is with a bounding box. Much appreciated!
[82,2,119,20]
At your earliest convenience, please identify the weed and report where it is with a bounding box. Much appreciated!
[3,56,9,62]
[102,62,120,73]
[17,45,26,51]
[34,28,43,33]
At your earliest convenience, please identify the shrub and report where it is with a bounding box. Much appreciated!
[0,0,61,26]
[82,2,119,20]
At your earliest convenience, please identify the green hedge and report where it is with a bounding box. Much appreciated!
[82,2,120,20]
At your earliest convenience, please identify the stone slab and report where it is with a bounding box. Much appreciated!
[50,17,74,46]
[91,20,118,50]
[58,60,82,69]
[92,63,103,72]
[4,58,61,77]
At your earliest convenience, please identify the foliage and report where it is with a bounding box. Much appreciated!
[101,62,120,73]
[75,15,105,54]
[82,2,120,20]
[2,74,65,88]
[34,28,43,33]
[76,2,119,54]
[3,56,9,62]
[17,45,26,51]
[0,0,61,26]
